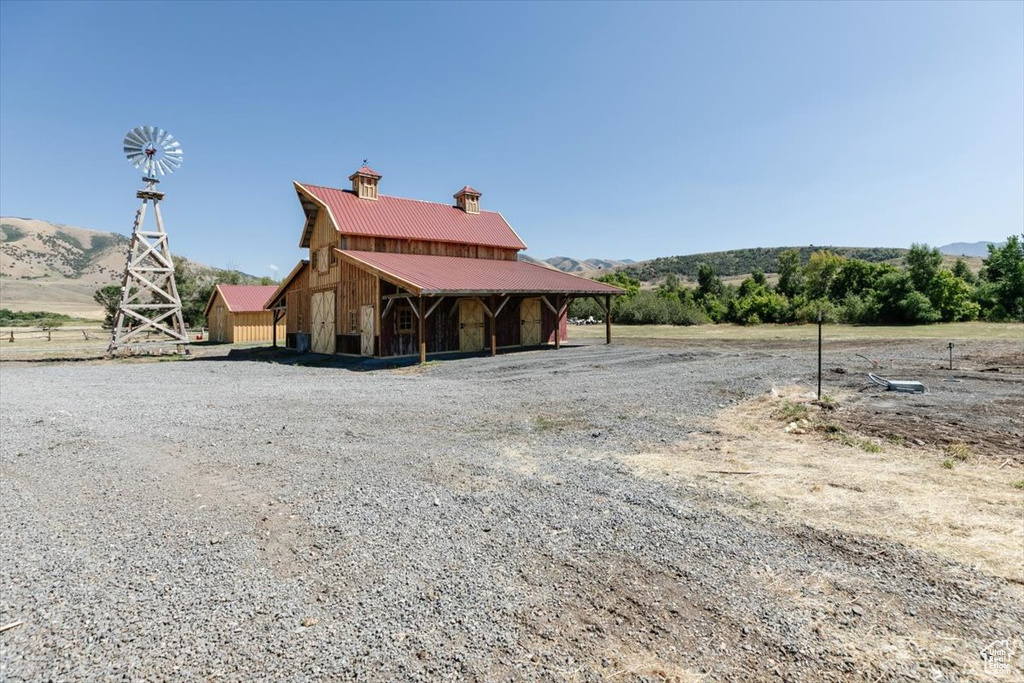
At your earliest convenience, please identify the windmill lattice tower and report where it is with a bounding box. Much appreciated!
[108,126,189,354]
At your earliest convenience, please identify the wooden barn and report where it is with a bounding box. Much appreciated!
[265,166,622,360]
[204,284,285,344]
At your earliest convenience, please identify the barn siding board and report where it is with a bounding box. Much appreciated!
[336,234,517,261]
[206,291,285,344]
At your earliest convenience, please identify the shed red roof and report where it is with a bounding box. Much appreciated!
[296,182,527,251]
[207,285,279,313]
[336,250,625,296]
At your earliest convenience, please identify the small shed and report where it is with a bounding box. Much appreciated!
[204,284,284,343]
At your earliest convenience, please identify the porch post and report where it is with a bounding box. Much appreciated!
[554,294,562,350]
[605,295,611,344]
[490,295,497,356]
[418,295,427,364]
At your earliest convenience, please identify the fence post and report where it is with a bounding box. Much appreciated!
[817,311,823,400]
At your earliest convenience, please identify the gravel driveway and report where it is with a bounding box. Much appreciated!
[2,341,1021,681]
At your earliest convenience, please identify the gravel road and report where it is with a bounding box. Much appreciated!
[1,340,1022,681]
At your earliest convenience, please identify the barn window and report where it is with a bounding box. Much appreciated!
[398,308,413,333]
[349,311,356,333]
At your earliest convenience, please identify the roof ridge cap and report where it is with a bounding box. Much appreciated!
[299,182,500,214]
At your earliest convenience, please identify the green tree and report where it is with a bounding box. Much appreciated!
[596,271,640,299]
[904,243,943,294]
[656,273,682,300]
[951,258,975,285]
[870,271,940,324]
[828,259,891,302]
[978,235,1024,320]
[569,271,640,320]
[776,249,804,298]
[927,269,980,322]
[804,251,846,300]
[93,284,124,328]
[696,263,724,298]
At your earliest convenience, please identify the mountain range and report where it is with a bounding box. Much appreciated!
[937,241,1004,258]
[0,216,1003,318]
[0,217,255,318]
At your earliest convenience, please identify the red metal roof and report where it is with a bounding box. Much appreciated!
[296,182,527,251]
[349,166,381,179]
[211,285,280,313]
[336,250,625,296]
[454,185,480,196]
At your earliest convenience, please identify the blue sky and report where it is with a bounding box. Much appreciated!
[1,1,1021,277]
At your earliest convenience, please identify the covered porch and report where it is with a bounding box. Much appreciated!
[338,250,623,362]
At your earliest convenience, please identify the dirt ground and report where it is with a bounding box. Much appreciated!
[1,330,1022,682]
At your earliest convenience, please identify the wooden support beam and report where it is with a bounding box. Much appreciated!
[555,294,562,350]
[475,296,494,319]
[540,295,558,316]
[381,297,396,322]
[418,295,426,364]
[489,295,497,357]
[424,296,445,319]
[605,294,611,344]
[493,295,511,318]
[272,308,285,348]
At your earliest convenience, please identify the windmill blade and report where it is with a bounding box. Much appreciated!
[125,128,147,148]
[124,126,184,176]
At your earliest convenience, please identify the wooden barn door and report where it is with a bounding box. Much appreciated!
[213,306,226,342]
[459,299,485,351]
[360,305,374,356]
[311,290,335,354]
[520,298,542,346]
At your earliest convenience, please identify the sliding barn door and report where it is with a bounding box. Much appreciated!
[459,299,485,352]
[520,298,542,346]
[311,290,335,354]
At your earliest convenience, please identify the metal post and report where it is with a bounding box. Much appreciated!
[948,342,954,371]
[817,311,823,400]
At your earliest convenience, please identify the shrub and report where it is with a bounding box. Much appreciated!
[944,443,971,461]
[774,400,808,422]
[791,297,839,324]
[614,290,708,326]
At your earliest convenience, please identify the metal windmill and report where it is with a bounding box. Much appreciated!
[108,126,189,353]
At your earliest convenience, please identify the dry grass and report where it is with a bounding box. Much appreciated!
[573,321,1024,343]
[619,386,1024,584]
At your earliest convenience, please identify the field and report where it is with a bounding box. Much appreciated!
[1,324,1022,681]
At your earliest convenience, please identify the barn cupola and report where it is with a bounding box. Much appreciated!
[350,165,382,201]
[454,185,481,214]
